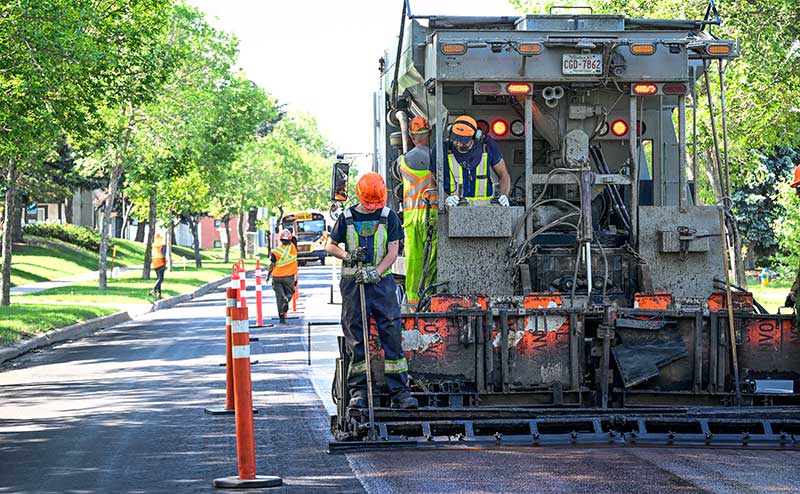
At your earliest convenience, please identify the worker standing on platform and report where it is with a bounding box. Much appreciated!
[400,116,438,307]
[325,172,418,409]
[267,229,298,324]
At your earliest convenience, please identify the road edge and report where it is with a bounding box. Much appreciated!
[0,275,232,366]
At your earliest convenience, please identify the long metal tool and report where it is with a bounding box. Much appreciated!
[718,206,742,406]
[357,262,378,440]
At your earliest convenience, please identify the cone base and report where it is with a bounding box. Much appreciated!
[218,360,260,366]
[212,475,282,488]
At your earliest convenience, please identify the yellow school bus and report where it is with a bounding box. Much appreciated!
[279,211,330,265]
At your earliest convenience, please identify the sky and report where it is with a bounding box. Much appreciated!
[188,0,520,161]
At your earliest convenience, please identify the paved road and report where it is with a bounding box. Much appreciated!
[1,265,799,493]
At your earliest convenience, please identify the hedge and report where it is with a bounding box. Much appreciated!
[22,222,101,251]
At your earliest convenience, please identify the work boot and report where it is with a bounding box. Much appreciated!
[348,393,367,409]
[279,315,286,324]
[390,391,419,409]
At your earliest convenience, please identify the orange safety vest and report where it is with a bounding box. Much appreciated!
[151,243,166,269]
[271,243,298,278]
[399,155,438,223]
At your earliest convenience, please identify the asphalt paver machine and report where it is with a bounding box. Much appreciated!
[329,2,800,450]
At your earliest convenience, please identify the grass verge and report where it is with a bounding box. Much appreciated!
[0,304,117,346]
[17,261,231,305]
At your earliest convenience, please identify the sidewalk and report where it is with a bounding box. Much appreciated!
[10,266,143,296]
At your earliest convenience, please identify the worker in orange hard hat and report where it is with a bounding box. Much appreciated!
[785,165,800,312]
[325,172,418,410]
[148,232,167,299]
[433,114,512,207]
[400,116,438,307]
[267,228,298,324]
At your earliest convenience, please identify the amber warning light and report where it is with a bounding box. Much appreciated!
[633,83,658,96]
[506,83,532,95]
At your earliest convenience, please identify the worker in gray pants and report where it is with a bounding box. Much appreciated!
[267,229,298,324]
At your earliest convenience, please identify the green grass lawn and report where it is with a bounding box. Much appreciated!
[17,261,231,305]
[0,304,117,345]
[9,236,223,288]
[748,280,793,314]
[10,239,99,287]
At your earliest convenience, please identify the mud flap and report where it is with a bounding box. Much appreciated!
[612,319,688,387]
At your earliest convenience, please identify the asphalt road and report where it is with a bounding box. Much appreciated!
[2,265,799,493]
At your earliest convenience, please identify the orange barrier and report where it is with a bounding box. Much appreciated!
[212,307,282,489]
[204,288,239,416]
[254,259,264,327]
[237,260,247,308]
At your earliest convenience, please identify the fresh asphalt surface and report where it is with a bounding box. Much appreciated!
[1,265,798,493]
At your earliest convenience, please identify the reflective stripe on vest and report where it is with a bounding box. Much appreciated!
[399,155,438,217]
[341,207,392,278]
[447,150,491,201]
[274,243,297,267]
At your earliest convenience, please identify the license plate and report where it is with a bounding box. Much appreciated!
[562,54,603,75]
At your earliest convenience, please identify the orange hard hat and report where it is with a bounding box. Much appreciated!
[279,229,292,240]
[409,116,430,135]
[450,115,478,144]
[792,165,800,188]
[356,172,387,210]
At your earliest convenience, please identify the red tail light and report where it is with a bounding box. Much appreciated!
[491,119,508,136]
[611,120,628,137]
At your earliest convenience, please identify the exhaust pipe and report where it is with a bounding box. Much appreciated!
[395,110,411,153]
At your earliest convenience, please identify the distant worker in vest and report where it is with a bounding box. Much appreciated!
[400,116,438,307]
[149,233,167,299]
[267,229,298,324]
[325,172,418,409]
[437,114,511,208]
[785,165,800,313]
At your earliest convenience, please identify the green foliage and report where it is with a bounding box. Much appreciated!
[772,180,800,274]
[732,147,799,258]
[22,223,101,251]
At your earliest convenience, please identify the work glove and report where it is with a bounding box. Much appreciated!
[785,291,797,308]
[445,195,460,208]
[498,194,510,207]
[355,267,381,285]
[345,246,367,264]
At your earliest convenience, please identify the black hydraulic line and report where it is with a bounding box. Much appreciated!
[713,278,770,315]
[590,146,631,230]
[390,0,408,109]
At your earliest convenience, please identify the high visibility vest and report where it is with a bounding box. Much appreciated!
[151,243,166,269]
[447,149,492,202]
[271,243,298,277]
[341,207,391,278]
[399,155,437,223]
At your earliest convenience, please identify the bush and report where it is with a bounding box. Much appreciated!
[23,222,102,251]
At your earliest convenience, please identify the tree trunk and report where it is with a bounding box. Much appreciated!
[12,195,24,243]
[98,162,124,289]
[120,199,133,240]
[65,194,74,224]
[238,212,246,260]
[248,208,258,232]
[1,160,18,306]
[702,148,723,200]
[135,221,145,242]
[189,215,202,268]
[166,218,174,272]
[99,108,136,289]
[223,214,231,264]
[142,189,156,280]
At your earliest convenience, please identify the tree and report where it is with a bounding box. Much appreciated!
[0,0,172,305]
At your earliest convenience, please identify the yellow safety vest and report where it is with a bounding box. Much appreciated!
[271,243,297,277]
[399,155,437,223]
[447,151,492,202]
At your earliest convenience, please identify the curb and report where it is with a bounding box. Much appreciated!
[0,275,232,366]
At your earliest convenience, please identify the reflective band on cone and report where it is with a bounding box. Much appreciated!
[225,288,238,411]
